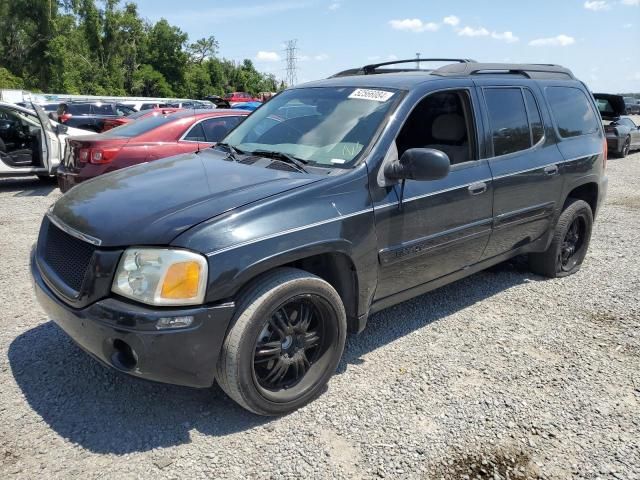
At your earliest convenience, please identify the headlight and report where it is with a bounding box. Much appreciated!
[112,248,208,306]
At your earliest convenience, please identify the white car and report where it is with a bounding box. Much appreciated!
[0,101,94,179]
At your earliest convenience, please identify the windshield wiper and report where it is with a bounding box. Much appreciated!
[249,149,309,173]
[215,142,244,161]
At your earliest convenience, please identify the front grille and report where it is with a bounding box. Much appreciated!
[43,222,96,291]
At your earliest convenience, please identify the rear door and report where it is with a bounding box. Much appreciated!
[476,80,565,260]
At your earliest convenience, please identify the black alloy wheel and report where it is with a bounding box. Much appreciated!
[253,295,333,392]
[557,216,586,272]
[215,268,347,416]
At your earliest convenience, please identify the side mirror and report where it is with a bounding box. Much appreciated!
[384,148,450,181]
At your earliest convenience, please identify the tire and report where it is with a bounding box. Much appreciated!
[215,267,347,416]
[528,198,593,278]
[616,136,631,158]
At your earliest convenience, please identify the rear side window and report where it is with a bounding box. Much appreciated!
[200,116,243,142]
[68,104,91,114]
[485,88,531,156]
[523,89,544,145]
[184,122,206,142]
[546,87,599,138]
[92,104,114,115]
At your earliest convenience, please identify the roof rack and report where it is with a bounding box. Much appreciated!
[330,58,476,78]
[433,62,575,79]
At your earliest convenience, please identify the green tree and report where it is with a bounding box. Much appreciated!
[0,67,24,88]
[187,36,218,64]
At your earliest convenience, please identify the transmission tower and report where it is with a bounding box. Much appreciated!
[284,40,298,87]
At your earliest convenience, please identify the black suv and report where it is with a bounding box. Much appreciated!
[55,101,136,132]
[31,60,608,416]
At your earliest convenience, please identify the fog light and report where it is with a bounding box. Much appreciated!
[156,315,194,330]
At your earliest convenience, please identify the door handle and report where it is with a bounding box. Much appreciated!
[544,165,558,176]
[468,182,487,195]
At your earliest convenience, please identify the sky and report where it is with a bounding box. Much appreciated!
[134,0,640,92]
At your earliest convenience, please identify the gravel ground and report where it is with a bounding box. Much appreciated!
[1,151,639,480]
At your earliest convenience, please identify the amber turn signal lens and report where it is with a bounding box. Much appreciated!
[160,261,201,299]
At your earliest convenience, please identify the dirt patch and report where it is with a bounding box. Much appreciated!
[608,195,640,210]
[432,446,539,479]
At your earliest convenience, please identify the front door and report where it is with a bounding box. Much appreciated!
[372,87,493,301]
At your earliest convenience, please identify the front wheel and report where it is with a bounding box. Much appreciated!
[528,198,593,278]
[215,268,347,416]
[617,136,631,158]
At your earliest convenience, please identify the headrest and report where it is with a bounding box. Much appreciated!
[432,114,466,142]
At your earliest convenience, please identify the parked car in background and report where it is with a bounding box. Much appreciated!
[623,97,640,115]
[167,100,213,110]
[224,92,256,103]
[56,109,248,192]
[594,93,640,158]
[34,60,608,416]
[121,101,169,111]
[204,95,231,109]
[230,101,262,111]
[0,101,94,179]
[54,101,137,132]
[101,107,182,132]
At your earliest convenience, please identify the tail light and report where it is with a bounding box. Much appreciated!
[59,113,72,123]
[603,137,608,169]
[90,147,122,164]
[77,146,122,164]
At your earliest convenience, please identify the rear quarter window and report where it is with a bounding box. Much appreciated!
[546,87,599,138]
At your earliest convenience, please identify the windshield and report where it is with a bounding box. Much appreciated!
[223,86,399,167]
[101,112,183,138]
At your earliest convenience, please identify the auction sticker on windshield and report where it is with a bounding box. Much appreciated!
[348,89,394,102]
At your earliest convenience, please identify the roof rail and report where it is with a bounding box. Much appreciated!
[433,62,575,79]
[330,58,476,78]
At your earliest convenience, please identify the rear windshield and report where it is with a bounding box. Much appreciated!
[101,113,182,138]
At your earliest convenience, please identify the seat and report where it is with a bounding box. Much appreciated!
[427,113,469,164]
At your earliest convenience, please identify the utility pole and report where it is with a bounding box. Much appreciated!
[416,52,421,70]
[284,40,298,88]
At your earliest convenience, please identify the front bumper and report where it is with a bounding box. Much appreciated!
[605,136,622,153]
[31,251,235,388]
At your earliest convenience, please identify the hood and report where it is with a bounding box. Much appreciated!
[50,149,322,247]
[593,93,626,118]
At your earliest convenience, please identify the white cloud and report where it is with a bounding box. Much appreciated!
[255,51,281,62]
[623,23,633,28]
[584,1,611,11]
[443,15,460,27]
[389,18,440,32]
[458,26,490,37]
[387,54,398,61]
[328,1,341,10]
[491,31,519,43]
[621,0,639,5]
[528,34,575,47]
[314,53,329,61]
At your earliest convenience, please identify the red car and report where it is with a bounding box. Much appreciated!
[101,107,182,132]
[56,109,248,192]
[224,92,256,103]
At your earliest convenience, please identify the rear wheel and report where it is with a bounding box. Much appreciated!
[528,199,593,278]
[215,268,347,416]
